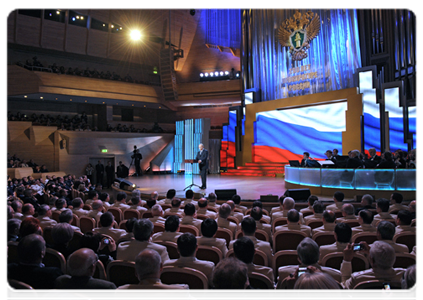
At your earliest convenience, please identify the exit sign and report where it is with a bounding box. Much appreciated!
[101,149,108,153]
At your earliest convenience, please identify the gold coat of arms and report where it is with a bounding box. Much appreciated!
[277,10,321,61]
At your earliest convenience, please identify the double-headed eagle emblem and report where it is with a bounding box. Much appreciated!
[277,10,321,61]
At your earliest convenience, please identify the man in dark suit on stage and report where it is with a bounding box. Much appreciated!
[195,143,209,189]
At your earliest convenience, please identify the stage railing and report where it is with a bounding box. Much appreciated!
[284,166,416,191]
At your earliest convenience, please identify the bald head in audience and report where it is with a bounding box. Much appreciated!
[219,203,231,219]
[341,204,355,217]
[135,249,162,280]
[91,200,103,211]
[67,248,98,277]
[283,197,295,210]
[151,204,163,217]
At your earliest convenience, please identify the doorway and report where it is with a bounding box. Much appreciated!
[89,157,115,188]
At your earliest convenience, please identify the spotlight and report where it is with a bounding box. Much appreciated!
[220,71,224,76]
[204,73,209,77]
[72,17,76,21]
[200,73,204,77]
[210,72,214,77]
[236,71,241,78]
[214,71,218,76]
[130,29,142,41]
[225,71,229,75]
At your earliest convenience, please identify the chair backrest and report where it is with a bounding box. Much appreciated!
[51,211,61,222]
[160,204,172,210]
[312,231,336,246]
[342,219,360,228]
[123,209,141,220]
[374,219,397,227]
[71,214,80,227]
[196,246,222,265]
[141,211,153,219]
[352,280,404,300]
[119,220,127,230]
[7,241,19,264]
[253,249,268,266]
[5,278,38,300]
[161,266,208,289]
[106,207,123,224]
[227,216,239,225]
[196,214,209,221]
[321,252,369,272]
[273,250,298,274]
[351,232,378,244]
[393,253,416,269]
[43,248,67,273]
[248,272,274,289]
[259,218,270,224]
[83,204,92,211]
[68,230,83,250]
[393,232,416,253]
[154,240,180,259]
[306,220,323,229]
[272,230,308,253]
[207,206,219,213]
[179,224,200,236]
[106,260,138,287]
[215,228,233,247]
[42,226,55,246]
[272,217,287,231]
[153,222,165,234]
[79,216,96,234]
[255,229,269,242]
[93,259,107,280]
[411,218,420,226]
[302,211,313,218]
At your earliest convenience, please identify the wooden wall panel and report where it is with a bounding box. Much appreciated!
[89,10,110,22]
[15,14,41,46]
[7,11,16,43]
[41,19,65,51]
[86,30,108,58]
[65,25,87,55]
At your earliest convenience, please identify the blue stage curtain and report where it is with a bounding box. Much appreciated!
[205,9,241,49]
[248,9,361,101]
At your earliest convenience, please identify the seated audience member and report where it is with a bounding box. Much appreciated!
[118,218,137,242]
[376,151,396,169]
[300,195,319,215]
[58,209,81,232]
[270,195,284,216]
[293,268,342,289]
[150,191,159,202]
[128,196,147,213]
[11,200,23,219]
[117,219,169,262]
[36,204,57,230]
[71,198,89,217]
[382,264,420,300]
[325,191,345,212]
[197,218,228,257]
[408,200,416,220]
[164,198,184,217]
[304,200,324,222]
[216,203,237,237]
[8,218,21,242]
[212,257,249,289]
[157,189,176,205]
[112,192,130,212]
[164,233,215,287]
[52,198,67,213]
[93,212,126,242]
[80,231,116,267]
[181,189,198,208]
[351,210,377,235]
[226,200,244,223]
[207,193,220,210]
[336,204,358,223]
[341,241,405,288]
[250,206,271,239]
[275,209,312,237]
[97,192,111,208]
[145,199,157,211]
[8,234,63,289]
[233,236,274,284]
[229,217,274,270]
[372,198,397,226]
[251,200,271,223]
[87,200,103,224]
[8,205,15,220]
[395,210,415,234]
[389,193,408,213]
[312,210,337,235]
[55,248,116,289]
[180,203,202,232]
[277,237,341,288]
[19,217,42,238]
[272,197,305,224]
[319,223,352,263]
[148,204,166,224]
[151,215,183,243]
[232,194,247,214]
[21,188,40,211]
[363,148,382,169]
[21,203,35,219]
[346,150,364,168]
[50,223,76,258]
[117,249,188,289]
[371,221,408,253]
[355,194,375,215]
[197,198,217,219]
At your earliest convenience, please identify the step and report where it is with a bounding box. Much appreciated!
[221,172,277,177]
[237,166,286,170]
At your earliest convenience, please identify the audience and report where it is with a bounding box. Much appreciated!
[151,215,183,243]
[325,191,344,212]
[372,198,397,226]
[212,257,249,289]
[351,209,377,234]
[197,218,228,257]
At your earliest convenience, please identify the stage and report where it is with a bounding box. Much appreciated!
[117,173,333,201]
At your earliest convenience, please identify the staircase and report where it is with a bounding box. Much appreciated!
[159,48,178,101]
[221,162,288,177]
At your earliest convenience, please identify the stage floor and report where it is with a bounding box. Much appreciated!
[119,174,331,201]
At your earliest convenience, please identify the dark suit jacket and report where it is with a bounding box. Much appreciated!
[55,275,116,289]
[346,157,364,169]
[364,155,382,168]
[196,149,209,169]
[8,263,63,289]
[96,164,104,174]
[376,159,396,169]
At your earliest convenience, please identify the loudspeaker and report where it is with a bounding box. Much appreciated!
[215,189,237,200]
[284,189,311,201]
[260,195,279,202]
[114,178,136,191]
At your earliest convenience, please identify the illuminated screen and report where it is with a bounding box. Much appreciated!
[220,110,237,168]
[252,102,348,162]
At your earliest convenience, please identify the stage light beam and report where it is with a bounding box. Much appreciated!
[130,30,142,41]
